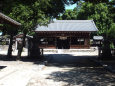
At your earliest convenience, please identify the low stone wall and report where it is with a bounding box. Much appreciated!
[43,47,98,55]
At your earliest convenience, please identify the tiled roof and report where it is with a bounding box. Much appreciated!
[35,20,98,32]
[0,12,21,26]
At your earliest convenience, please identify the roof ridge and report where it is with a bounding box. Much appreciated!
[0,12,21,26]
[55,20,93,23]
[35,20,98,32]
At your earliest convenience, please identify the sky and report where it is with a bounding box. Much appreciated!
[65,4,76,9]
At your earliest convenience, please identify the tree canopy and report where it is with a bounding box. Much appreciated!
[77,2,113,35]
[58,1,115,58]
[1,0,77,58]
[1,0,115,59]
[73,0,109,4]
[59,1,115,36]
[57,9,77,20]
[2,0,75,35]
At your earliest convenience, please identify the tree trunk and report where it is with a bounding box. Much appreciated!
[28,35,41,59]
[7,34,13,58]
[17,33,26,60]
[101,38,112,59]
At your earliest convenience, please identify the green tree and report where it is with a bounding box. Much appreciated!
[3,24,19,58]
[78,3,112,34]
[57,1,83,20]
[60,1,114,58]
[6,26,18,58]
[57,9,77,20]
[72,0,109,4]
[108,23,115,39]
[109,0,115,22]
[77,2,114,58]
[8,1,52,59]
[2,0,75,59]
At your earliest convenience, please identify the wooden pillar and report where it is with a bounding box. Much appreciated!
[45,37,47,48]
[70,37,71,45]
[55,37,57,49]
[69,37,71,48]
[84,38,90,45]
[84,33,90,47]
[84,34,90,48]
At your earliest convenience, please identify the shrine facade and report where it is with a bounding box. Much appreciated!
[35,20,98,49]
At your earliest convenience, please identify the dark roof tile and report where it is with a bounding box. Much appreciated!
[35,20,98,32]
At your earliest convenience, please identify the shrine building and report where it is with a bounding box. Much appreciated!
[35,20,98,49]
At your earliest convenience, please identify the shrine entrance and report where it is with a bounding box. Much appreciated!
[36,32,90,49]
[57,37,70,49]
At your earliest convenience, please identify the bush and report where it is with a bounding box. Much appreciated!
[110,42,115,49]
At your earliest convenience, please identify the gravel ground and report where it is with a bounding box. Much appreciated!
[0,45,28,56]
[27,54,115,86]
[0,48,115,86]
[27,65,115,86]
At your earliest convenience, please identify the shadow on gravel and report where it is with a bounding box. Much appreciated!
[0,54,17,61]
[0,54,43,64]
[47,67,115,86]
[45,54,99,67]
[0,66,7,70]
[45,55,115,86]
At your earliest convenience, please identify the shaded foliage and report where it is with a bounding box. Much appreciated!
[73,0,109,4]
[1,0,77,59]
[108,23,115,39]
[77,3,113,35]
[57,9,77,20]
[58,1,115,59]
[1,0,115,59]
